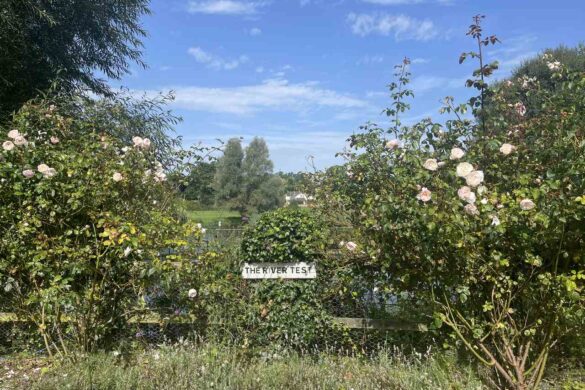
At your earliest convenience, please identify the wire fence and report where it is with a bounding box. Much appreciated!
[0,300,426,356]
[0,226,428,356]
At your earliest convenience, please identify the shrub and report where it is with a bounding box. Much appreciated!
[319,18,585,389]
[241,208,326,263]
[242,209,331,351]
[0,98,204,355]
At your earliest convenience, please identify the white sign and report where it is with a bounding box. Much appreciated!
[241,262,317,279]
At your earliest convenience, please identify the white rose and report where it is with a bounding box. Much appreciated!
[423,158,439,171]
[519,199,535,211]
[188,288,198,299]
[22,169,35,178]
[345,241,357,251]
[457,186,476,204]
[13,135,27,146]
[491,215,501,226]
[50,136,60,145]
[2,141,15,151]
[466,170,484,187]
[385,139,400,150]
[154,171,167,182]
[112,172,124,182]
[123,247,132,257]
[456,162,474,178]
[514,102,526,117]
[416,187,432,203]
[7,129,20,139]
[42,168,57,179]
[499,143,515,155]
[141,138,151,149]
[450,148,465,160]
[464,203,479,216]
[37,164,50,173]
[547,61,561,71]
[480,198,488,205]
[132,136,144,147]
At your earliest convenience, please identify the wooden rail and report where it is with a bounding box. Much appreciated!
[1,313,425,331]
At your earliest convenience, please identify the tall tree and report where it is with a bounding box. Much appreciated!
[249,176,285,212]
[0,0,149,118]
[183,161,217,206]
[214,138,244,203]
[242,137,273,204]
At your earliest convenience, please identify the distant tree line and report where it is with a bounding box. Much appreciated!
[181,137,308,213]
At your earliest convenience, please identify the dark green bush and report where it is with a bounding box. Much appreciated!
[240,208,326,263]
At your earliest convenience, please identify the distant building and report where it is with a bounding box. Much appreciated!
[285,192,313,207]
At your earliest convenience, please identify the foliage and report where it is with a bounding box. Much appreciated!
[317,16,585,389]
[0,98,205,355]
[242,137,273,197]
[241,208,326,264]
[248,176,285,212]
[239,209,337,350]
[182,161,216,206]
[512,44,585,92]
[242,137,284,212]
[488,44,585,123]
[0,0,149,118]
[276,171,312,193]
[212,137,283,213]
[213,138,244,203]
[2,345,494,390]
[68,91,182,165]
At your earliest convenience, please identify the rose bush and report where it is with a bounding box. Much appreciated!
[0,98,205,355]
[317,21,585,389]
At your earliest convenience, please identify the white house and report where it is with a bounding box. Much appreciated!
[285,191,313,207]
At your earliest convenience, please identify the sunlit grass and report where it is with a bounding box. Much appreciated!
[183,209,242,228]
[4,344,487,390]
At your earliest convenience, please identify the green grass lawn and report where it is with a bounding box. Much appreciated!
[183,209,242,228]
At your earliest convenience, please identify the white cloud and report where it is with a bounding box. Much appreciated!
[347,13,439,41]
[249,27,262,36]
[187,47,249,70]
[410,75,466,93]
[357,55,384,65]
[366,91,388,98]
[411,58,429,64]
[255,66,265,73]
[488,34,538,75]
[187,1,268,15]
[140,78,368,115]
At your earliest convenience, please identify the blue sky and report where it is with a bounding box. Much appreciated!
[116,0,584,172]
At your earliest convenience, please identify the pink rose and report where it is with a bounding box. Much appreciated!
[416,187,432,202]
